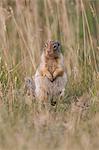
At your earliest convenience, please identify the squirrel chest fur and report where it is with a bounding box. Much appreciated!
[45,57,59,74]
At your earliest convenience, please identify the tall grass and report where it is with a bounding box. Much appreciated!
[0,0,99,150]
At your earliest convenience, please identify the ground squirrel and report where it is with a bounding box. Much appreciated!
[34,40,67,103]
[25,41,67,104]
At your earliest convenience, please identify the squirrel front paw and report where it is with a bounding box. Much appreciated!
[42,71,53,82]
[46,72,53,82]
[53,71,57,80]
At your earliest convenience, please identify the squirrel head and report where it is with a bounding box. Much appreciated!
[44,40,61,58]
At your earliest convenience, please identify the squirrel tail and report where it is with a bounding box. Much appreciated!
[24,77,35,97]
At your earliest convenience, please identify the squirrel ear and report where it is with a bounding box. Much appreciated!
[44,42,48,48]
[44,41,49,50]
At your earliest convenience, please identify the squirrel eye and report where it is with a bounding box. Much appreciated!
[53,45,57,49]
[57,42,60,47]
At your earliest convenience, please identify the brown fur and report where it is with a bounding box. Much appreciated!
[38,41,64,82]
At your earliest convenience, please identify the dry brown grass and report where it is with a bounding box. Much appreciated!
[0,0,99,149]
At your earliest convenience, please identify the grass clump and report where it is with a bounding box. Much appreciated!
[0,0,99,150]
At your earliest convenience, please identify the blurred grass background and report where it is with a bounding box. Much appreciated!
[0,0,99,150]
